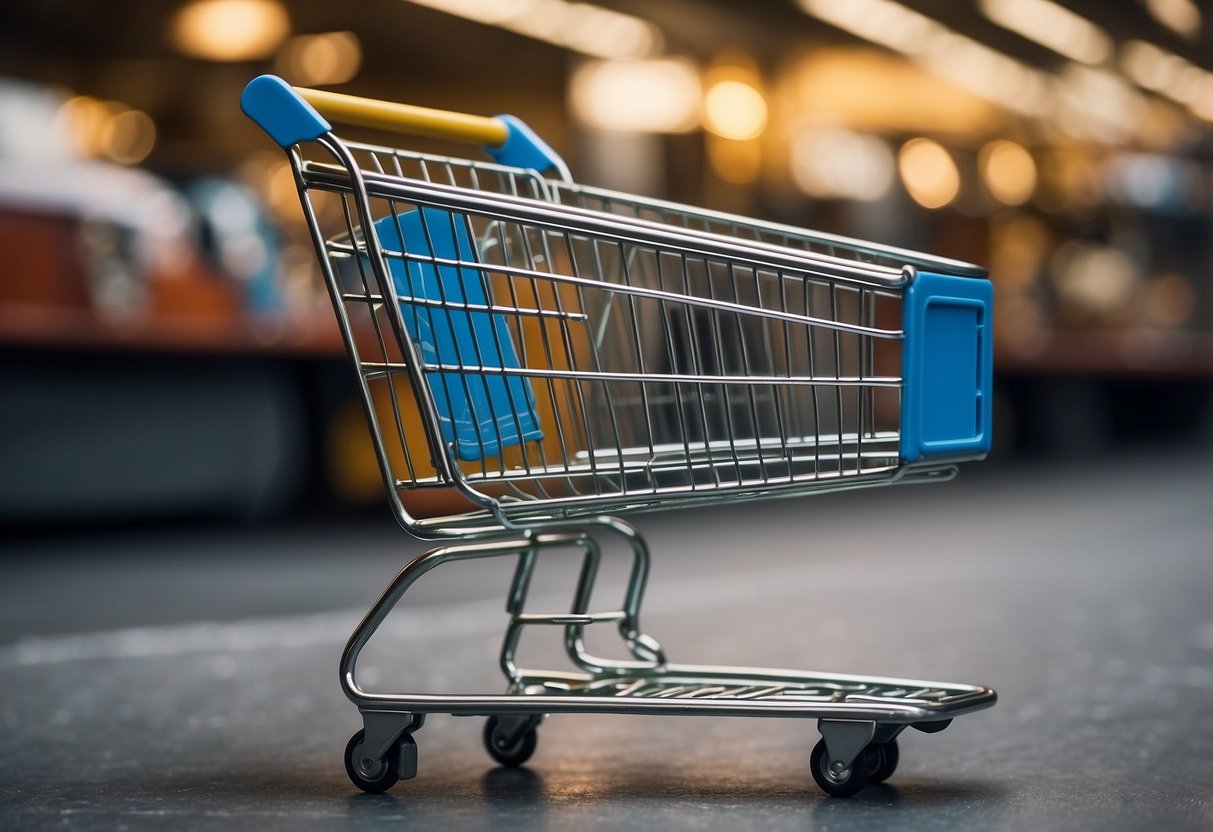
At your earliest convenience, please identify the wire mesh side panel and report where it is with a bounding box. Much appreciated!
[305,181,453,499]
[548,182,986,276]
[560,240,906,504]
[304,168,908,522]
[344,142,552,201]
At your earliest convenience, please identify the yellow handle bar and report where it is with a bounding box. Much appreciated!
[242,76,566,176]
[295,87,509,148]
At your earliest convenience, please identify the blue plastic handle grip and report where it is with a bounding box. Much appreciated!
[487,115,567,176]
[240,75,331,148]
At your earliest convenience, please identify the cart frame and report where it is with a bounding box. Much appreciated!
[241,75,997,798]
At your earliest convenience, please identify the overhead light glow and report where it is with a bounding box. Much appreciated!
[919,30,1053,118]
[797,0,1052,120]
[57,95,112,157]
[978,0,1111,65]
[1056,65,1148,142]
[979,140,1036,205]
[791,126,894,201]
[797,0,935,57]
[171,0,290,62]
[898,138,959,209]
[703,80,767,140]
[101,109,157,165]
[401,0,661,60]
[570,59,700,133]
[274,31,362,86]
[1120,40,1213,123]
[56,96,156,164]
[1144,0,1202,41]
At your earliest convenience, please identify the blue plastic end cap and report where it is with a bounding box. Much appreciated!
[485,115,568,176]
[240,75,331,148]
[899,272,994,464]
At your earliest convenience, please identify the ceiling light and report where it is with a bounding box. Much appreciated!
[101,109,157,165]
[978,0,1111,65]
[919,30,1053,119]
[570,59,700,133]
[1120,40,1213,123]
[401,0,661,60]
[979,140,1036,205]
[792,126,894,201]
[703,80,767,140]
[274,31,362,86]
[797,0,1051,119]
[1056,64,1148,142]
[898,138,959,209]
[57,95,112,157]
[1143,0,1202,41]
[797,0,935,57]
[171,0,290,62]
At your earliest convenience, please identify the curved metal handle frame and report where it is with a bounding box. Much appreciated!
[241,74,570,179]
[339,516,666,710]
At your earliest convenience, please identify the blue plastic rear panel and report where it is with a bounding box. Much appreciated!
[899,272,993,463]
[374,208,542,461]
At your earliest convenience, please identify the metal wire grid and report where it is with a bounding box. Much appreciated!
[293,142,917,531]
[332,144,984,278]
[579,678,961,703]
[548,181,988,277]
[338,144,986,280]
[344,140,553,201]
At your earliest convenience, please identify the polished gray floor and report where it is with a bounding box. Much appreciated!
[2,449,1211,830]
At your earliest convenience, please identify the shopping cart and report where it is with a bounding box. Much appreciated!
[241,75,997,798]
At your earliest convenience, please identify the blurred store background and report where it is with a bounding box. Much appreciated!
[1,0,1210,526]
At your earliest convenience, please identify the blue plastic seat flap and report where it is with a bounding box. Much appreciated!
[373,207,543,461]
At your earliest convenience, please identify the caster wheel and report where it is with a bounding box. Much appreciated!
[810,738,871,798]
[483,716,538,767]
[867,739,900,784]
[344,728,402,793]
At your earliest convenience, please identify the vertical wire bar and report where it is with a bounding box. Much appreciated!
[344,192,420,484]
[564,231,628,496]
[704,258,743,486]
[533,222,598,496]
[804,276,822,478]
[679,252,715,485]
[654,249,696,490]
[479,216,536,488]
[857,287,866,474]
[616,238,659,494]
[755,270,781,442]
[726,262,769,485]
[410,204,495,481]
[829,282,846,474]
[514,223,579,496]
[492,221,549,503]
[453,209,530,485]
[771,271,794,477]
[576,208,631,471]
[489,218,541,493]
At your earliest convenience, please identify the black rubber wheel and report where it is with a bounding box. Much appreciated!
[810,738,871,798]
[344,729,400,793]
[483,716,538,767]
[867,739,900,784]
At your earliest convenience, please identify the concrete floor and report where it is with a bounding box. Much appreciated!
[2,449,1211,830]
